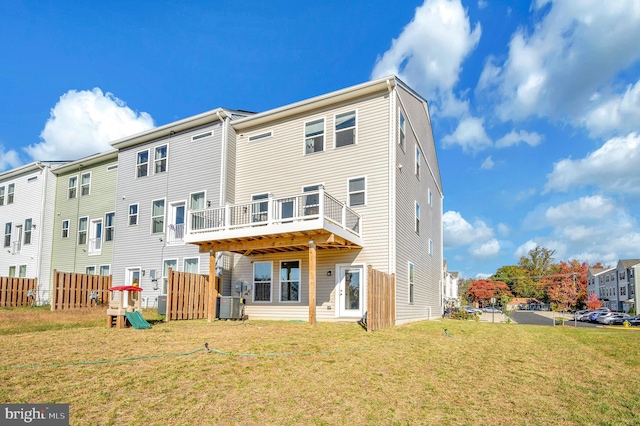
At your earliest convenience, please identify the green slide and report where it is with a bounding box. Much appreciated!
[125,311,152,329]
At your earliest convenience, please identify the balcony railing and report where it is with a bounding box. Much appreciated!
[186,188,361,239]
[166,223,185,245]
[89,238,102,255]
[11,240,21,255]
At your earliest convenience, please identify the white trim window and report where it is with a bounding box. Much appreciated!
[151,199,165,233]
[24,218,32,245]
[78,217,88,245]
[248,131,273,142]
[105,212,115,242]
[62,220,70,238]
[415,146,421,179]
[408,262,414,304]
[8,266,15,278]
[304,118,325,154]
[3,222,11,248]
[415,202,420,235]
[162,259,178,294]
[280,260,300,303]
[429,239,433,255]
[189,191,206,229]
[0,186,4,206]
[136,149,149,178]
[99,265,110,276]
[80,172,91,196]
[184,257,199,274]
[154,144,168,174]
[86,266,96,275]
[128,204,139,226]
[68,176,78,199]
[253,261,272,302]
[18,264,26,278]
[428,188,433,206]
[348,177,366,207]
[335,110,356,148]
[399,110,406,151]
[7,183,14,204]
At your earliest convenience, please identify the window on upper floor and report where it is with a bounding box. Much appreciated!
[408,262,415,304]
[154,145,167,174]
[0,186,4,206]
[302,185,321,216]
[348,177,366,207]
[620,271,626,280]
[128,204,138,226]
[4,223,11,248]
[428,188,433,206]
[80,172,91,196]
[105,212,115,242]
[137,150,149,178]
[68,176,78,199]
[415,146,421,179]
[62,220,69,238]
[24,219,32,245]
[151,200,165,233]
[399,110,406,151]
[631,269,635,278]
[249,131,273,142]
[335,110,356,148]
[78,217,88,245]
[304,118,324,154]
[192,131,212,141]
[415,202,420,235]
[429,239,434,255]
[7,183,14,204]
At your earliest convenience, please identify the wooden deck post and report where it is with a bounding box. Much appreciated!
[208,250,217,322]
[309,239,316,326]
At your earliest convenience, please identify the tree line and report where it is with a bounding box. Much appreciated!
[458,246,604,311]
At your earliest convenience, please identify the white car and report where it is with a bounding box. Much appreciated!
[601,313,630,325]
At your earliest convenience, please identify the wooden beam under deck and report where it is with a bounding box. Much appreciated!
[196,232,360,255]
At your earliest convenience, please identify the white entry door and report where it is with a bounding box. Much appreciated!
[337,265,364,318]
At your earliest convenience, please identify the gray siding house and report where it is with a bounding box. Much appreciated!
[184,76,444,324]
[109,108,251,307]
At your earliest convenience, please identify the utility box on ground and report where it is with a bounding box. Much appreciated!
[217,296,243,320]
[158,295,167,315]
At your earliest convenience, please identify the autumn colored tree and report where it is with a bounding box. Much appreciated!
[466,279,512,306]
[586,293,602,310]
[543,261,577,312]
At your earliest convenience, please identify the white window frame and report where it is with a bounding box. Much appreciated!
[99,265,111,276]
[279,260,301,303]
[415,202,420,235]
[151,199,166,234]
[62,220,70,238]
[189,191,207,210]
[8,265,16,278]
[192,131,213,141]
[251,193,269,223]
[428,188,433,207]
[248,131,273,142]
[253,261,273,303]
[125,267,142,286]
[408,262,415,304]
[24,218,32,245]
[302,184,323,216]
[104,212,115,242]
[4,222,11,248]
[183,257,199,274]
[347,176,366,207]
[399,110,406,152]
[415,145,421,179]
[154,144,168,174]
[18,264,26,278]
[86,265,96,275]
[7,183,14,204]
[304,117,325,155]
[429,239,434,255]
[68,176,78,199]
[162,258,178,294]
[0,186,4,206]
[334,110,357,149]
[128,204,139,226]
[80,172,91,196]
[136,149,149,178]
[78,216,88,245]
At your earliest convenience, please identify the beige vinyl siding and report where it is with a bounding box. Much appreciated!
[394,89,443,322]
[225,120,237,205]
[50,157,118,280]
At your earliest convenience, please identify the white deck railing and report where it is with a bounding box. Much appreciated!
[186,188,361,238]
[166,223,185,245]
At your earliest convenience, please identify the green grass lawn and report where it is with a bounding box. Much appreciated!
[1,307,639,425]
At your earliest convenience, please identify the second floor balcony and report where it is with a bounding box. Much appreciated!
[184,188,363,254]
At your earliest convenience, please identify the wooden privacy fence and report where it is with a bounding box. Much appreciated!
[166,269,220,321]
[366,266,395,332]
[51,270,112,310]
[0,277,38,307]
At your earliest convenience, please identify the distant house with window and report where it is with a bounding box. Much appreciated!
[0,161,61,304]
[184,76,444,324]
[49,151,118,284]
[615,259,640,313]
[109,108,252,306]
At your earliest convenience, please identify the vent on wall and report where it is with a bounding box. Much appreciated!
[192,131,213,141]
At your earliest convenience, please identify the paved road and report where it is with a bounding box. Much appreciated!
[511,310,601,328]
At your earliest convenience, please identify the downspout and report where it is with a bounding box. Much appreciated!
[217,111,228,206]
[386,78,396,276]
[34,162,47,304]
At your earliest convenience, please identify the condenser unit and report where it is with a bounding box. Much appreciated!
[217,296,243,320]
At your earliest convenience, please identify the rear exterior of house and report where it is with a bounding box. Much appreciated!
[0,162,59,304]
[616,259,640,313]
[49,151,118,285]
[109,109,251,307]
[184,76,444,324]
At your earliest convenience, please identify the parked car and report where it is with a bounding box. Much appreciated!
[602,313,630,325]
[596,312,619,324]
[482,306,502,313]
[626,316,640,326]
[462,306,482,315]
[589,311,605,322]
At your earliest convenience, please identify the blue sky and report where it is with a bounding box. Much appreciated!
[1,0,639,279]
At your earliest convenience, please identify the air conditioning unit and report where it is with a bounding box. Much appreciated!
[217,296,243,320]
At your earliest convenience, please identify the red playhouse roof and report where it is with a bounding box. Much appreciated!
[108,286,143,292]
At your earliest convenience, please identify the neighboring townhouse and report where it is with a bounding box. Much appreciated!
[616,259,640,313]
[0,161,62,304]
[184,76,444,324]
[443,260,459,307]
[599,268,618,311]
[49,151,118,284]
[109,108,252,307]
[586,268,605,301]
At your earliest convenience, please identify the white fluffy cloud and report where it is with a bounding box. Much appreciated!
[478,0,640,124]
[469,238,500,259]
[480,155,494,170]
[25,88,154,161]
[0,145,21,171]
[443,211,494,248]
[442,116,492,152]
[545,133,640,194]
[544,195,615,226]
[495,130,542,148]
[583,79,640,137]
[371,0,481,105]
